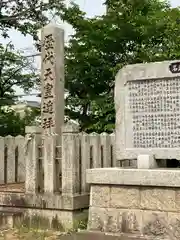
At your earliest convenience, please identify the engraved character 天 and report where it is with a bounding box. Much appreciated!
[44,68,54,81]
[44,83,53,99]
[42,117,54,129]
[43,34,55,64]
[43,100,54,114]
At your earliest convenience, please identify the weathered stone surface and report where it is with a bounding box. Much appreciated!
[62,126,80,195]
[0,192,89,210]
[110,187,140,209]
[121,210,142,234]
[175,190,180,210]
[142,211,168,237]
[88,207,122,233]
[41,24,64,194]
[41,24,64,135]
[90,186,110,208]
[86,168,180,187]
[88,207,107,231]
[104,209,122,233]
[25,128,42,194]
[115,60,180,161]
[167,213,180,239]
[140,188,176,212]
[137,155,157,169]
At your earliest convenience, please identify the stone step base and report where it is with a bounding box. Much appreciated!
[0,207,24,230]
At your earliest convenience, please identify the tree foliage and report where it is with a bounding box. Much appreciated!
[0,43,40,106]
[58,0,180,133]
[0,0,65,135]
[0,107,40,136]
[0,0,64,44]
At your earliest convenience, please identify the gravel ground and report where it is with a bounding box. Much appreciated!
[0,228,68,239]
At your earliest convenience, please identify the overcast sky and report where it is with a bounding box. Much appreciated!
[0,0,180,101]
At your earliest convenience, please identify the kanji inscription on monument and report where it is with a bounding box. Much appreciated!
[115,61,180,160]
[41,24,64,134]
[128,78,180,148]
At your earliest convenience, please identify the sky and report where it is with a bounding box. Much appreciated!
[0,0,180,102]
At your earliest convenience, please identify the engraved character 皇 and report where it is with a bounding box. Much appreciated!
[44,83,53,99]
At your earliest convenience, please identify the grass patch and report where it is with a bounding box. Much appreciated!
[0,217,88,239]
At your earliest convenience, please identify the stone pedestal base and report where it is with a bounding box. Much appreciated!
[0,191,89,230]
[87,168,180,240]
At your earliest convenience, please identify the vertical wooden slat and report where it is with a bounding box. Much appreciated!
[37,140,44,193]
[100,133,111,167]
[110,133,116,167]
[89,133,101,168]
[80,132,90,193]
[4,135,15,183]
[4,145,7,183]
[55,135,62,193]
[15,135,25,182]
[0,137,4,184]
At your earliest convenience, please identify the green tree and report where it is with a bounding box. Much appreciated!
[0,0,65,135]
[0,107,40,136]
[0,42,40,106]
[58,0,180,133]
[0,0,64,43]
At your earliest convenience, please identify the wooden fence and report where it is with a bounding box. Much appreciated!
[0,135,25,184]
[0,132,116,194]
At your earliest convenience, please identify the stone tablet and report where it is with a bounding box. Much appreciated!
[41,24,64,135]
[115,61,180,160]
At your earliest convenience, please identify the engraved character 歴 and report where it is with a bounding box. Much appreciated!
[43,34,55,64]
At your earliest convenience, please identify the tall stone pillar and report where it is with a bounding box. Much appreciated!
[41,24,64,193]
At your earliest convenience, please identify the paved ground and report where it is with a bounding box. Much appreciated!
[0,229,149,240]
[62,232,148,240]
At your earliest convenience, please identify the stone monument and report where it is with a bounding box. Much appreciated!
[115,61,180,168]
[41,24,64,135]
[41,24,64,192]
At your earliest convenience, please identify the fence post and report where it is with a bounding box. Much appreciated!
[81,132,90,193]
[110,132,116,167]
[43,135,58,193]
[15,135,26,182]
[100,133,111,168]
[0,137,4,184]
[25,126,42,194]
[89,133,101,168]
[4,136,15,183]
[62,122,80,195]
